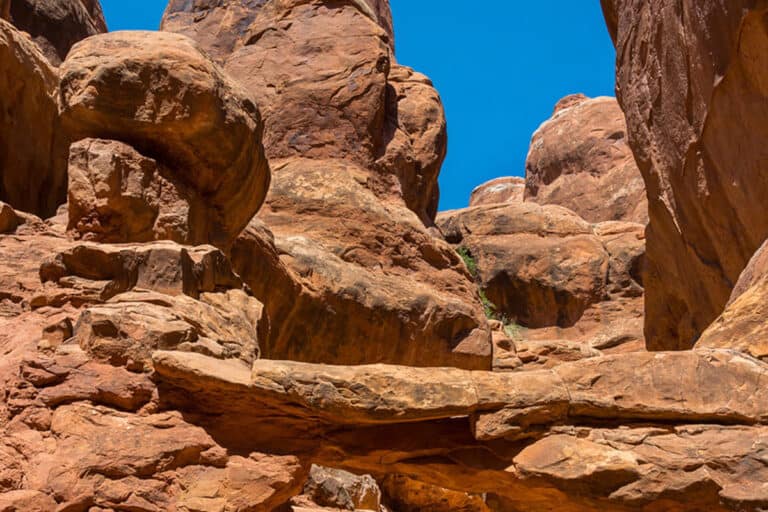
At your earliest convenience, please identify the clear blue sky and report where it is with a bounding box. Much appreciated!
[101,1,615,211]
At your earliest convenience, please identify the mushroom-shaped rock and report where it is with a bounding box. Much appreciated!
[59,31,270,249]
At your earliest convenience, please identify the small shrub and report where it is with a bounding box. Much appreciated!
[456,246,478,279]
[503,321,524,340]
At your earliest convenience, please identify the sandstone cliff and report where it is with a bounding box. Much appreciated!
[1,0,768,510]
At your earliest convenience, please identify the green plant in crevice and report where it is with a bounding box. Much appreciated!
[456,246,478,279]
[478,288,497,320]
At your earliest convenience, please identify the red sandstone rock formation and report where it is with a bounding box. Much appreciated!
[525,94,648,224]
[6,0,107,65]
[470,177,525,207]
[2,0,768,510]
[602,0,768,350]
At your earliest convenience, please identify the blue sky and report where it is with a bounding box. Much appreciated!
[101,1,615,211]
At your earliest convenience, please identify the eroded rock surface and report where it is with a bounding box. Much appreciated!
[525,95,647,224]
[602,0,768,350]
[470,177,525,207]
[59,30,270,249]
[6,0,107,65]
[0,19,67,217]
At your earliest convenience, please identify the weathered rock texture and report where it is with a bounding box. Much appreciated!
[525,94,648,224]
[234,159,491,369]
[602,0,768,350]
[6,0,107,65]
[148,348,768,511]
[162,0,488,369]
[59,30,270,249]
[438,203,644,348]
[698,239,768,360]
[0,19,67,217]
[470,177,525,207]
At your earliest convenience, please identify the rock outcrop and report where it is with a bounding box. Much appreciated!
[163,0,489,369]
[439,202,644,333]
[4,0,768,510]
[602,0,768,350]
[6,0,107,65]
[698,239,768,360]
[525,94,647,224]
[235,159,491,369]
[0,19,67,217]
[470,176,525,207]
[59,30,271,249]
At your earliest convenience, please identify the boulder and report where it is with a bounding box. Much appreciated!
[7,0,107,65]
[525,95,647,224]
[292,465,382,511]
[439,202,609,328]
[233,158,491,370]
[601,0,768,349]
[438,202,645,355]
[59,30,270,249]
[0,19,67,217]
[469,177,525,207]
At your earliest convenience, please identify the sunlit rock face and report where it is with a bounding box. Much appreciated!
[3,0,768,510]
[602,0,768,350]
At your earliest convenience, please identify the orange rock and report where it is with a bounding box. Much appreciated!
[59,31,271,249]
[602,0,768,349]
[698,240,768,360]
[0,20,68,217]
[469,177,525,207]
[6,0,107,65]
[235,159,491,369]
[525,95,647,224]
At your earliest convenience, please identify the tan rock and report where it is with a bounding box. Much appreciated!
[7,0,107,65]
[67,138,209,245]
[514,435,641,496]
[175,453,305,512]
[59,30,270,249]
[698,240,768,359]
[469,177,525,207]
[293,465,382,511]
[0,20,67,217]
[234,159,491,370]
[74,290,263,371]
[0,490,56,512]
[525,95,647,224]
[602,0,768,349]
[153,349,768,433]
